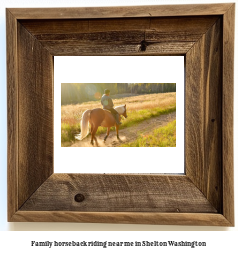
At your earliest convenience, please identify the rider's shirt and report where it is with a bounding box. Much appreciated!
[101,94,114,109]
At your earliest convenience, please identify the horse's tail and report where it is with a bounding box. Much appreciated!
[75,109,91,140]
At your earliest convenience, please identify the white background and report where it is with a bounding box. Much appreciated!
[55,56,184,174]
[0,0,237,252]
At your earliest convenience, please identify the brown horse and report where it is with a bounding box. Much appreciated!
[75,104,127,145]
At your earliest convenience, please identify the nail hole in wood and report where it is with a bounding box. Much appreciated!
[74,193,85,202]
[211,119,215,122]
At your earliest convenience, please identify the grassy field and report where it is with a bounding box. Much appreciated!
[61,92,176,146]
[121,120,176,147]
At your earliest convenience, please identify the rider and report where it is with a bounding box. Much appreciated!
[101,89,122,125]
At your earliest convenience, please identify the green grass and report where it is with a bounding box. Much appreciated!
[121,106,176,128]
[61,122,81,145]
[61,104,176,146]
[121,120,176,147]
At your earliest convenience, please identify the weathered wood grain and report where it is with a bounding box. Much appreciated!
[20,174,217,213]
[12,211,232,226]
[8,4,233,19]
[20,17,218,34]
[39,41,193,56]
[6,9,18,221]
[186,18,223,212]
[149,16,219,34]
[18,23,54,208]
[20,17,218,56]
[20,18,149,34]
[34,31,201,43]
[222,4,235,226]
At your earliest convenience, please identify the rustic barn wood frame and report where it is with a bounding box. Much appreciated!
[7,3,234,226]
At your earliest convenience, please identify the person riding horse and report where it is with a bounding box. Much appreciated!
[101,89,122,125]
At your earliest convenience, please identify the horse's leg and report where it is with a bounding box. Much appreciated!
[94,137,98,146]
[91,125,99,146]
[104,127,110,142]
[90,123,94,145]
[94,131,98,146]
[116,124,120,140]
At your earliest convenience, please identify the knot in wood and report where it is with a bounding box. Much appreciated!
[140,40,148,51]
[74,193,85,202]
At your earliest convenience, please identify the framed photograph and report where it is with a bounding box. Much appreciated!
[55,56,184,174]
[7,3,234,225]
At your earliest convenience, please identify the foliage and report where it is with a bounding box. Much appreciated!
[121,120,176,147]
[61,83,176,105]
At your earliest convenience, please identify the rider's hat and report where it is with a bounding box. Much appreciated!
[104,89,110,94]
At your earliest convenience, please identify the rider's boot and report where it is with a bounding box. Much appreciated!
[115,114,122,125]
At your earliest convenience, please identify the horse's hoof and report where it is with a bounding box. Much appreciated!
[91,141,94,145]
[117,136,122,142]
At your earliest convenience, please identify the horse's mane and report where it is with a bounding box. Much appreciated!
[114,105,125,114]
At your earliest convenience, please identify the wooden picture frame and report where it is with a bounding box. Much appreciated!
[7,3,234,226]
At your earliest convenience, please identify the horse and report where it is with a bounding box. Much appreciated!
[75,104,127,145]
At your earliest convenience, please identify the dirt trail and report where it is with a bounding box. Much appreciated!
[71,111,176,147]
